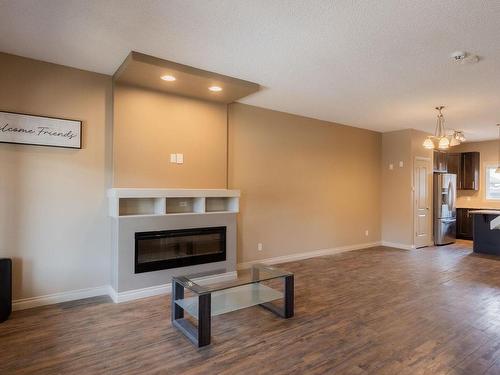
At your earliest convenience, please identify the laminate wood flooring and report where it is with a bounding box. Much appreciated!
[2,241,500,374]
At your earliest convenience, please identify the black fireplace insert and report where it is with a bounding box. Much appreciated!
[135,226,226,273]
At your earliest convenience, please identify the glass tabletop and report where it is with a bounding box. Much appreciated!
[172,263,292,294]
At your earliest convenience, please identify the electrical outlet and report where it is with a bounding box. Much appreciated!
[257,243,263,251]
[399,161,404,168]
[176,153,184,164]
[389,163,394,170]
[365,230,369,236]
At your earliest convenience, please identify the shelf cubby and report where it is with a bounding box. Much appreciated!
[205,197,239,213]
[166,197,205,214]
[118,198,164,216]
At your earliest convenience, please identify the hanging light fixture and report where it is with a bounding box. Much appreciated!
[449,130,466,146]
[423,106,447,149]
[496,124,500,174]
[422,106,464,150]
[423,137,435,149]
[449,135,460,147]
[439,136,450,149]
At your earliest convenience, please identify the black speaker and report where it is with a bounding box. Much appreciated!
[0,258,12,323]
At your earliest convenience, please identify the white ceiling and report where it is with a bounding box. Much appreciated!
[1,0,500,141]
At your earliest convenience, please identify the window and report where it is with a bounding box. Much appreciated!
[486,165,500,200]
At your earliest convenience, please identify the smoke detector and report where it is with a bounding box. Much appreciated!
[450,51,480,65]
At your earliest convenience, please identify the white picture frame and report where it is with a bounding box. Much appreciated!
[0,111,82,149]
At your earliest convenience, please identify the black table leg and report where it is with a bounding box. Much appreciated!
[259,274,294,318]
[171,279,212,348]
[198,293,211,347]
[171,279,184,322]
[284,274,294,318]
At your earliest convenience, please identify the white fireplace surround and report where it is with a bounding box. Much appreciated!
[108,188,240,303]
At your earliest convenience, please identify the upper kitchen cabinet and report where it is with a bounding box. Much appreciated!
[460,152,480,191]
[433,150,448,172]
[434,151,480,191]
[447,153,462,189]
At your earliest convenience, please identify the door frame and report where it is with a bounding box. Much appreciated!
[413,156,433,248]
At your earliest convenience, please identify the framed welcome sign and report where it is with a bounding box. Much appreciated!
[0,111,82,149]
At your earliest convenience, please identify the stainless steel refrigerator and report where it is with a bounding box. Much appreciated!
[434,173,457,245]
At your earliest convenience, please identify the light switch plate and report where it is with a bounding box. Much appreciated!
[170,153,177,163]
[389,164,394,170]
[399,161,404,168]
[176,153,184,164]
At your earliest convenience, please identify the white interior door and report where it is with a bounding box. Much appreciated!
[414,158,431,248]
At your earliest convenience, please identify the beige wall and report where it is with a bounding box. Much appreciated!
[113,84,227,188]
[0,53,112,299]
[228,103,381,263]
[381,129,432,247]
[454,140,500,209]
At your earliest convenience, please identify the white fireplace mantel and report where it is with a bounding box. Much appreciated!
[107,188,240,218]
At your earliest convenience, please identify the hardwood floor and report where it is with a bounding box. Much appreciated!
[2,241,500,374]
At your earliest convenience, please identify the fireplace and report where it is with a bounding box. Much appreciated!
[134,226,226,273]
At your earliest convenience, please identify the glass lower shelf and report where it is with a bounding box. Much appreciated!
[175,283,283,319]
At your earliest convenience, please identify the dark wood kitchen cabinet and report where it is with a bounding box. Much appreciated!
[433,150,448,172]
[460,152,480,191]
[447,153,462,189]
[456,208,474,240]
[433,151,479,190]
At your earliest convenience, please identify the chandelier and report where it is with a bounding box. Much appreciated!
[422,106,466,150]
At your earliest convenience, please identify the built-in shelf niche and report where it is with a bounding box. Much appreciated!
[108,189,240,217]
[206,197,239,213]
[166,197,205,214]
[119,198,164,216]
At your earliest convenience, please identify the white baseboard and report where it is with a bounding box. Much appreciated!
[108,283,169,304]
[237,241,381,270]
[109,271,238,304]
[12,285,112,311]
[380,241,415,250]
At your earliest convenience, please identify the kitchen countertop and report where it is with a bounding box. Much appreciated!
[469,210,500,215]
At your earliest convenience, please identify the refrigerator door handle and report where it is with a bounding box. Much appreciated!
[449,180,455,213]
[441,218,456,223]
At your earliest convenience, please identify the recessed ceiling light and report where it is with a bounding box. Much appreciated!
[209,86,222,92]
[161,75,176,81]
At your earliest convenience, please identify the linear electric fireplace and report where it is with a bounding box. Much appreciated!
[134,226,226,273]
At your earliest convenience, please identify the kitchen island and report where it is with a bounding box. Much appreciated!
[470,210,500,255]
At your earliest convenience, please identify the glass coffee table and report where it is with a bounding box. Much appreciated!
[171,264,294,347]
